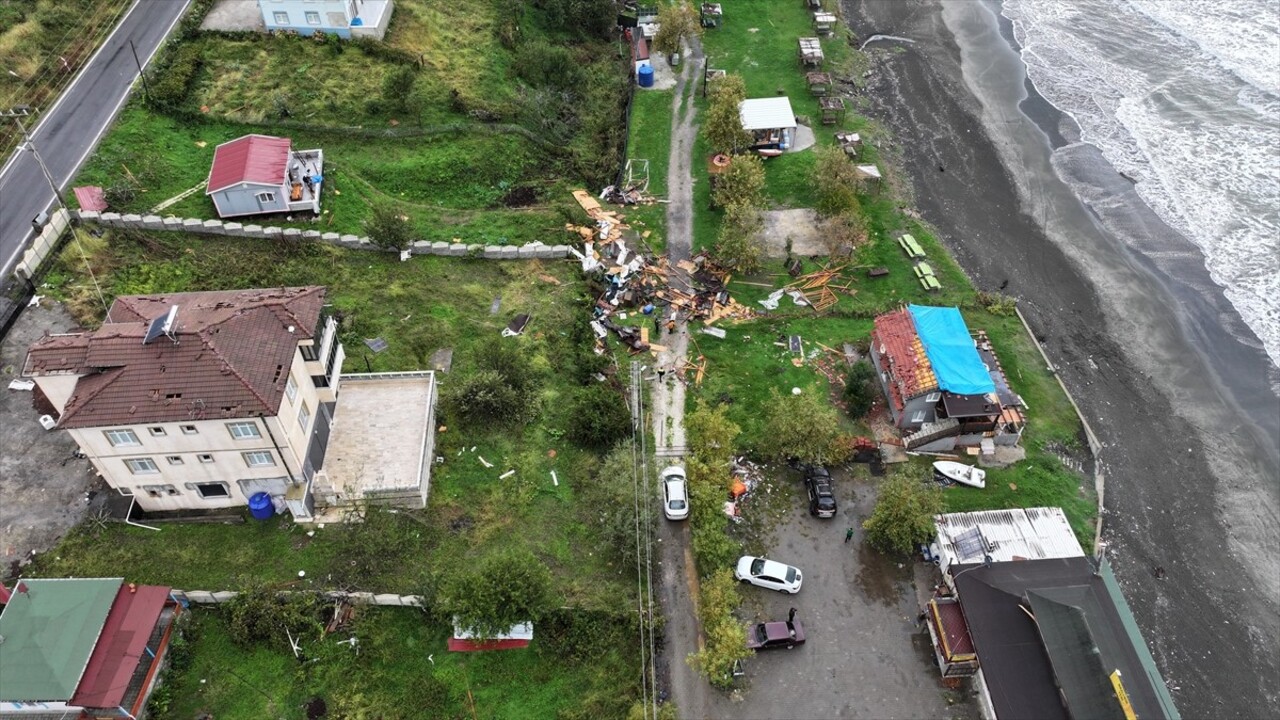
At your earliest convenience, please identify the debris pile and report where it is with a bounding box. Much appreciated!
[568,189,756,359]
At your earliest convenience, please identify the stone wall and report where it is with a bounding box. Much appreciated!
[72,210,572,261]
[173,588,425,607]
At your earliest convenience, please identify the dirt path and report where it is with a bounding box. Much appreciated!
[652,36,713,719]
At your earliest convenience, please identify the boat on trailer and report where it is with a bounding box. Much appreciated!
[933,461,986,489]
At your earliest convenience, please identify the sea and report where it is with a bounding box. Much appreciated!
[1002,0,1280,372]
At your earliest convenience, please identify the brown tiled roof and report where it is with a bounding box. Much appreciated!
[24,287,326,429]
[872,307,938,412]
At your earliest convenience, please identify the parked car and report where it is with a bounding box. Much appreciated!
[803,466,837,518]
[734,556,803,594]
[661,466,689,521]
[746,618,807,651]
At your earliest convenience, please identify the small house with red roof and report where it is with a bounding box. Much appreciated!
[870,305,1025,451]
[206,134,323,219]
[0,578,181,719]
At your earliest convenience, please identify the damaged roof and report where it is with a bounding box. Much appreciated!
[872,307,938,410]
[24,287,326,428]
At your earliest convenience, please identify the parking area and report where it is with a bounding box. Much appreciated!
[701,466,974,718]
[0,300,100,576]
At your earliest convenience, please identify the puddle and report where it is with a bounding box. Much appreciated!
[855,537,909,606]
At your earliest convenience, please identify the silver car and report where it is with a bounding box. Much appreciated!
[661,466,689,521]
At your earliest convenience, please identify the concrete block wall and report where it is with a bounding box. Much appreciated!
[171,589,426,607]
[70,210,572,261]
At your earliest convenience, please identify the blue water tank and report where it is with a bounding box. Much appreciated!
[248,492,275,521]
[637,64,655,88]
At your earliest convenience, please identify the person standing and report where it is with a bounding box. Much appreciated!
[788,607,797,623]
[845,527,854,543]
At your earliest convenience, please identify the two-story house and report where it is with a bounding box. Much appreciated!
[259,0,395,40]
[23,287,344,520]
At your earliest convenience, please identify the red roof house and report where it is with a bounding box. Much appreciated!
[205,134,324,219]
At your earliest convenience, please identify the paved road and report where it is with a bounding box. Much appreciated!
[0,0,192,279]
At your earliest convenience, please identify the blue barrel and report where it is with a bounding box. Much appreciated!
[248,492,275,521]
[637,64,655,88]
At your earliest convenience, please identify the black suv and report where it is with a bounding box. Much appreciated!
[803,466,837,518]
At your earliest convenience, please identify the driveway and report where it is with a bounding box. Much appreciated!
[0,300,100,576]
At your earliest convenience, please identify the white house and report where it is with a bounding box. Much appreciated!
[23,287,438,518]
[259,0,395,40]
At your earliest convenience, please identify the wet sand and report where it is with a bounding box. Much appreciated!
[846,1,1280,717]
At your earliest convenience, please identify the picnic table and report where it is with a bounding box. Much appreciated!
[913,262,942,290]
[898,234,925,258]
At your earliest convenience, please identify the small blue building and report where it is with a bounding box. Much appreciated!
[259,0,395,40]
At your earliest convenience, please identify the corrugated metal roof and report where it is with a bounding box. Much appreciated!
[739,97,796,131]
[933,507,1084,571]
[70,584,171,708]
[206,134,292,193]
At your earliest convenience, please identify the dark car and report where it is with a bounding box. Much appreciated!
[746,619,806,651]
[803,466,837,518]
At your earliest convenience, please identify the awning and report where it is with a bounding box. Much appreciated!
[740,97,796,131]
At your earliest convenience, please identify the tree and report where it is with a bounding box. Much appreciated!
[713,201,765,274]
[224,584,324,648]
[862,474,944,555]
[444,547,553,639]
[821,210,868,259]
[755,387,842,465]
[686,399,740,462]
[444,341,543,427]
[365,202,413,250]
[687,569,750,688]
[566,384,632,448]
[653,3,701,57]
[381,65,417,114]
[585,441,657,569]
[842,360,879,418]
[703,74,752,153]
[711,152,766,210]
[812,145,863,217]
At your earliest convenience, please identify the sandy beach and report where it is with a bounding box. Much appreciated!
[845,1,1280,717]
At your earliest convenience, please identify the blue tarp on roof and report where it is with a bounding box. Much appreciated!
[908,305,996,395]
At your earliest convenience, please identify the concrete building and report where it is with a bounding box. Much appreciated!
[259,0,395,40]
[23,287,438,518]
[206,134,323,219]
[0,578,181,718]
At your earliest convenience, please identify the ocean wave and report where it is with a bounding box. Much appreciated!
[1004,0,1280,367]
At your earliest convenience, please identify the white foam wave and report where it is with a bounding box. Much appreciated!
[1004,0,1280,367]
[1127,0,1280,95]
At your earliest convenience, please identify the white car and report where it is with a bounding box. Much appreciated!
[661,466,689,521]
[734,556,803,594]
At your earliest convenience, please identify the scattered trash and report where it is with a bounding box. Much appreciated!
[502,314,531,337]
[499,469,516,480]
[551,471,559,486]
[489,296,502,315]
[399,249,411,262]
[792,387,803,395]
[27,295,43,308]
[364,338,388,353]
[789,335,803,354]
[479,456,494,468]
[7,379,34,391]
[701,326,727,339]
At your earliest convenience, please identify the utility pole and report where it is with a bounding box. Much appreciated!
[128,40,151,104]
[1,105,69,213]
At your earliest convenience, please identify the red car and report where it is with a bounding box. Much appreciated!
[746,619,806,651]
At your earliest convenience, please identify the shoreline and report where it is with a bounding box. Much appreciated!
[845,1,1280,716]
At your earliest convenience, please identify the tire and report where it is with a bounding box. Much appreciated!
[739,579,750,585]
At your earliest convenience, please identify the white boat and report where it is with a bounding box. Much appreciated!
[933,461,986,489]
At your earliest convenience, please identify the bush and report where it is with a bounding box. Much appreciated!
[364,202,413,250]
[224,585,324,649]
[711,153,766,210]
[515,40,585,93]
[566,384,631,448]
[684,403,742,576]
[381,65,417,114]
[713,202,764,274]
[580,441,657,569]
[147,42,204,111]
[843,360,879,417]
[703,74,752,153]
[327,505,426,590]
[820,210,868,259]
[446,341,544,428]
[754,387,842,465]
[812,146,864,217]
[687,569,750,688]
[653,4,701,57]
[446,369,519,425]
[539,0,616,39]
[863,475,944,556]
[443,547,553,639]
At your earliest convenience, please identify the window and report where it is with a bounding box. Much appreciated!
[243,451,276,468]
[285,375,298,403]
[297,402,311,432]
[181,425,198,435]
[305,10,321,25]
[195,482,230,499]
[198,454,215,464]
[925,392,941,403]
[273,11,289,24]
[104,429,140,447]
[226,421,262,440]
[166,455,184,466]
[148,426,167,437]
[256,190,277,203]
[143,484,180,498]
[910,410,927,424]
[125,458,159,475]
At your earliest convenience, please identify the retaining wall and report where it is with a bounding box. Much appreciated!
[172,589,425,607]
[72,210,572,260]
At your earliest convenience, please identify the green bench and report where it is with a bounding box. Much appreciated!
[898,234,926,258]
[914,262,941,290]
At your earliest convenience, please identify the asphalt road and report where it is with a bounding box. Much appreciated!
[0,0,192,279]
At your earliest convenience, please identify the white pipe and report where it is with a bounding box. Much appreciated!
[123,494,160,532]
